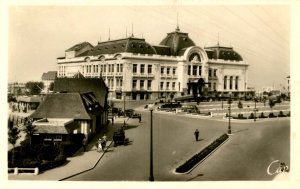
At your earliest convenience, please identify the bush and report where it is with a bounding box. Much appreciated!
[248,113,257,119]
[259,112,267,118]
[59,141,80,157]
[176,134,228,173]
[278,111,287,117]
[39,155,66,172]
[269,113,276,118]
[34,144,60,161]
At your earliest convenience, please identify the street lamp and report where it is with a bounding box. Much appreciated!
[148,104,154,181]
[254,96,258,122]
[227,92,232,134]
[123,92,126,114]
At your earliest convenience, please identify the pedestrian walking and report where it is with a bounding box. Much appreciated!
[82,136,87,152]
[194,129,200,141]
[97,138,103,152]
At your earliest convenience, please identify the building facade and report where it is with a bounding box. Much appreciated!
[57,27,249,100]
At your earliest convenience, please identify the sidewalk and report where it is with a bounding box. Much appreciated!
[8,117,129,181]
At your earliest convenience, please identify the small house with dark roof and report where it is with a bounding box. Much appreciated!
[57,24,249,101]
[30,92,102,143]
[53,77,109,126]
[16,95,43,112]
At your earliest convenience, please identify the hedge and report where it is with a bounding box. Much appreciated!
[175,133,229,173]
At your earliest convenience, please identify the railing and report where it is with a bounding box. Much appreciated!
[8,167,39,175]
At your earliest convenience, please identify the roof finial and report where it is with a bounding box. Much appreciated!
[131,23,134,37]
[217,32,220,46]
[176,12,180,31]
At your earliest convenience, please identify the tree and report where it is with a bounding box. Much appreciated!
[49,82,54,92]
[8,119,21,165]
[22,118,37,151]
[238,100,243,115]
[25,81,44,95]
[269,99,276,113]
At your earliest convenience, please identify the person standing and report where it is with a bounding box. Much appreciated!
[194,129,200,141]
[97,138,102,152]
[82,136,87,152]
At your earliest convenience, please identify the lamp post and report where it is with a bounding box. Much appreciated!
[123,92,126,114]
[227,92,232,134]
[148,104,154,181]
[254,97,257,122]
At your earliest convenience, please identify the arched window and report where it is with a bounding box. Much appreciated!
[235,76,239,90]
[230,76,233,90]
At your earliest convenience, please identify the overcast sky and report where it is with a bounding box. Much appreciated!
[8,5,290,90]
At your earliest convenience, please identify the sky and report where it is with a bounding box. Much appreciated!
[7,4,291,90]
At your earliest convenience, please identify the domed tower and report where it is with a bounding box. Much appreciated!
[159,26,196,56]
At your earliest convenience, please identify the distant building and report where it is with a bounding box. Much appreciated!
[41,71,57,93]
[57,26,249,100]
[16,95,43,112]
[8,82,26,95]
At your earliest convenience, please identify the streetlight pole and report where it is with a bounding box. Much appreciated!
[228,92,232,134]
[149,106,154,181]
[254,97,257,122]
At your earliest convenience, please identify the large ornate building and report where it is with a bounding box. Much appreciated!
[57,26,249,101]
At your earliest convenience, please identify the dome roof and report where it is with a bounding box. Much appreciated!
[159,27,196,56]
[88,37,157,56]
[204,44,243,61]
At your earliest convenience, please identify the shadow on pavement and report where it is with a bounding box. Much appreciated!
[233,128,249,134]
[187,173,204,181]
[123,124,139,130]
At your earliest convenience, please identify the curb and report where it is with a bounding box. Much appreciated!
[59,141,113,181]
[173,136,230,175]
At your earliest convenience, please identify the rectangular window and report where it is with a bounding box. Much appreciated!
[147,80,152,90]
[161,66,164,74]
[120,78,123,87]
[140,80,144,89]
[193,66,197,76]
[117,64,120,72]
[199,66,202,76]
[120,64,123,72]
[108,65,111,73]
[213,82,217,91]
[111,64,114,73]
[166,82,170,90]
[132,80,137,89]
[133,64,137,73]
[116,78,119,87]
[173,67,176,75]
[140,64,145,74]
[148,65,152,74]
[224,76,227,90]
[160,82,164,90]
[172,82,176,90]
[167,67,170,75]
[214,69,217,77]
[188,65,191,75]
[103,65,106,72]
[209,69,212,77]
